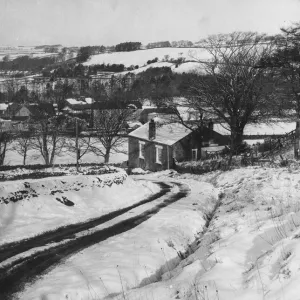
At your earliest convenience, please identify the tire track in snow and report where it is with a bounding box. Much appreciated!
[0,181,169,264]
[0,181,190,300]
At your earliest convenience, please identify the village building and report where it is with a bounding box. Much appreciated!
[9,103,55,120]
[128,117,229,171]
[62,98,94,115]
[0,103,9,116]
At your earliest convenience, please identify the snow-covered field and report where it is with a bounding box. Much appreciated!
[118,61,204,75]
[214,121,296,136]
[83,47,211,67]
[4,138,128,166]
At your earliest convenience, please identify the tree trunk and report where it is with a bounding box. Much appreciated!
[230,126,244,153]
[42,132,50,165]
[228,125,245,167]
[0,151,5,166]
[49,138,57,166]
[104,149,110,163]
[23,151,27,165]
[0,142,7,166]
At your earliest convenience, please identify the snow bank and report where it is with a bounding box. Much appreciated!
[120,168,300,300]
[0,171,160,244]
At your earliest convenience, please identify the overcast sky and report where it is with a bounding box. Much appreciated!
[0,0,299,47]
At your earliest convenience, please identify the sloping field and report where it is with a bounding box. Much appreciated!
[118,61,204,75]
[83,47,211,67]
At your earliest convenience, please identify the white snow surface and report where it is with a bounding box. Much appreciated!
[214,121,296,136]
[66,98,86,105]
[118,61,204,76]
[118,62,174,75]
[83,47,211,67]
[8,166,300,300]
[19,172,219,300]
[4,138,128,165]
[0,170,160,244]
[107,167,300,300]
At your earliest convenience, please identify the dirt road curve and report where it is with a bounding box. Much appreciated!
[0,180,190,300]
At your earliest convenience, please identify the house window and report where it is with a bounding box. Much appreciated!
[139,141,145,159]
[192,149,198,161]
[155,145,163,164]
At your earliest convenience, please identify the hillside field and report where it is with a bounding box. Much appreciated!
[83,47,211,68]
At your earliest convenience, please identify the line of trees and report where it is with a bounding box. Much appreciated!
[0,55,56,72]
[76,45,107,63]
[115,42,141,52]
[0,105,134,166]
[146,41,171,49]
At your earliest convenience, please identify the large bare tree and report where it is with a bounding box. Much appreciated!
[176,32,277,152]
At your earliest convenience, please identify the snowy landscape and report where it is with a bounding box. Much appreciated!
[1,0,300,299]
[3,165,300,300]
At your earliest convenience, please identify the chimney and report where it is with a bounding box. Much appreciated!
[208,119,214,131]
[149,119,156,140]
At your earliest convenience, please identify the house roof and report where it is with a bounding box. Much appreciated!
[66,98,86,105]
[64,103,92,111]
[0,103,8,111]
[11,103,55,118]
[92,100,142,110]
[128,117,192,146]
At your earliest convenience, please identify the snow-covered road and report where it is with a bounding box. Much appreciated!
[0,180,191,300]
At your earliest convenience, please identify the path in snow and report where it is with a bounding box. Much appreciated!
[0,180,190,300]
[0,181,168,263]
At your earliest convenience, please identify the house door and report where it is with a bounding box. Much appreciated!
[192,149,198,161]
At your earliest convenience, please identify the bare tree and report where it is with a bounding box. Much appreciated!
[176,32,277,152]
[0,132,11,166]
[65,117,95,169]
[30,114,67,166]
[11,131,33,165]
[261,23,300,117]
[91,109,133,163]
